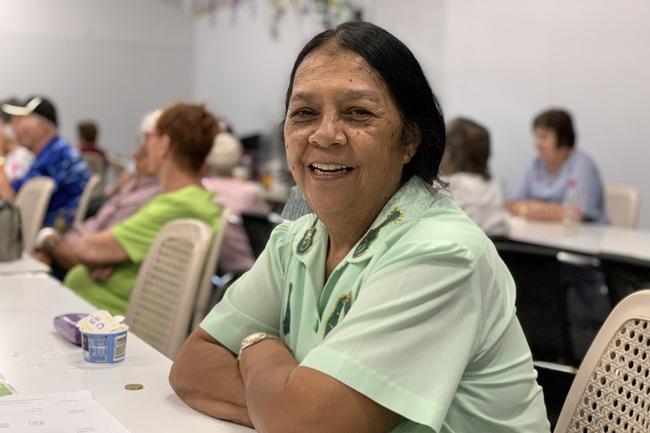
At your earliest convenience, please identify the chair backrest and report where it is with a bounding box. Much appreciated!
[605,185,640,228]
[240,212,282,258]
[191,206,230,330]
[105,153,128,187]
[494,240,576,365]
[553,289,650,433]
[14,177,55,251]
[598,253,650,306]
[126,219,212,359]
[72,174,101,227]
[82,152,106,176]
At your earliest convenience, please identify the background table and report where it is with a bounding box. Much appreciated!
[507,217,650,262]
[0,253,51,275]
[0,274,254,433]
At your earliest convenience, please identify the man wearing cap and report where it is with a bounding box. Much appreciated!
[0,96,90,228]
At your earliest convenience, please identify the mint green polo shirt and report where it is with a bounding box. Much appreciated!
[65,185,221,316]
[201,176,550,433]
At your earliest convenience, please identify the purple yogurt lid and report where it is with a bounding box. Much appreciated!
[53,313,88,346]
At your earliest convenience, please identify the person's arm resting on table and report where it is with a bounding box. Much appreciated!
[507,199,569,221]
[170,223,402,433]
[169,328,252,427]
[170,327,402,433]
[238,336,403,433]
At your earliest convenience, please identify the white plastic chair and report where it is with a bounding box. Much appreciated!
[126,219,212,359]
[82,152,106,176]
[73,174,101,226]
[191,206,230,330]
[14,177,55,252]
[605,185,640,228]
[105,153,128,188]
[554,289,650,433]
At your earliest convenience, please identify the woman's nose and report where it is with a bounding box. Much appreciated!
[308,113,346,148]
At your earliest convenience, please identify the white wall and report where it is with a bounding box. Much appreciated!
[0,0,194,157]
[193,0,444,135]
[193,0,650,229]
[193,3,323,135]
[438,0,650,229]
[5,1,646,227]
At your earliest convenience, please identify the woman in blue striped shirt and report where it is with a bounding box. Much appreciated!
[507,108,608,224]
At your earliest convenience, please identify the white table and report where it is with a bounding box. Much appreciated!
[0,253,51,275]
[0,274,253,433]
[507,217,650,262]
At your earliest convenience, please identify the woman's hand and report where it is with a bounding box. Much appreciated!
[507,200,567,222]
[89,266,115,282]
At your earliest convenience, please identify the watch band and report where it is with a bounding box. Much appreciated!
[239,332,280,357]
[43,234,62,254]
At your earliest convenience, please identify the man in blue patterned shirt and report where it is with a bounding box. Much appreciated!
[0,96,90,227]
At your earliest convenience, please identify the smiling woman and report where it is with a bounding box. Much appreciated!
[170,21,551,433]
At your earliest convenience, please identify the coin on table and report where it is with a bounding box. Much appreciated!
[124,383,143,391]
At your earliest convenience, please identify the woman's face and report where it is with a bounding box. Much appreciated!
[132,135,152,176]
[284,47,416,217]
[145,128,168,175]
[534,127,565,168]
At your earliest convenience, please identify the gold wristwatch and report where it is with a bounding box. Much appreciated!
[239,332,280,357]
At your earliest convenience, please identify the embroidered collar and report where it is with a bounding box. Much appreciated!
[291,176,438,264]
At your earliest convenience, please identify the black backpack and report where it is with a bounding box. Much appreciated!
[0,199,23,261]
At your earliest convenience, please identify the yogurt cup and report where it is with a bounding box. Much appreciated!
[81,326,129,363]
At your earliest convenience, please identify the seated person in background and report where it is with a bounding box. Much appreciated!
[100,112,160,198]
[0,98,33,182]
[64,102,222,316]
[32,110,162,276]
[440,117,509,236]
[509,109,609,358]
[506,108,608,223]
[170,22,549,433]
[77,119,108,175]
[202,128,270,275]
[0,96,90,227]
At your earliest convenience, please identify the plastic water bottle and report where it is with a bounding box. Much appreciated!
[563,179,580,234]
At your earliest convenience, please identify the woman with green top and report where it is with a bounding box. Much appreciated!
[64,102,222,316]
[171,22,550,433]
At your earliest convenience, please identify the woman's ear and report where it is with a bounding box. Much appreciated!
[402,121,421,164]
[159,134,172,158]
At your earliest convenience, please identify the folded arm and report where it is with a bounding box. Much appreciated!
[169,328,252,427]
[506,199,574,222]
[72,230,129,267]
[238,338,403,433]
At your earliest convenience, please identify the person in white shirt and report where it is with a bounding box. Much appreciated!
[440,117,509,236]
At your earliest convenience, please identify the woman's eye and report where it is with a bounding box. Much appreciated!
[348,108,372,118]
[290,108,317,120]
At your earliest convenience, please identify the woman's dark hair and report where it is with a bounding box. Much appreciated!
[284,21,445,184]
[532,109,576,149]
[444,117,491,180]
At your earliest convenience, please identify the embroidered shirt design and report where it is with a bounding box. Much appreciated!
[324,293,353,337]
[353,208,404,258]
